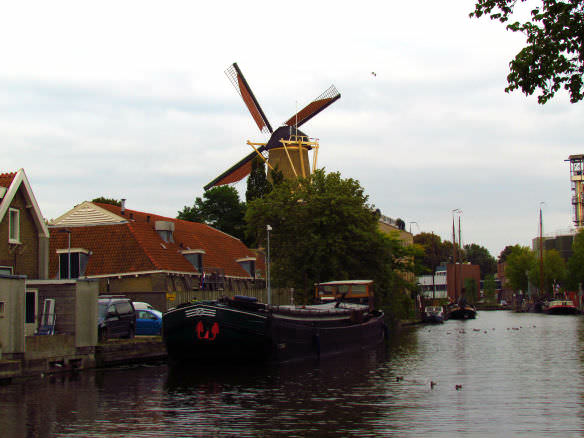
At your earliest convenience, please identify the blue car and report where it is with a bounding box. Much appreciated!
[135,309,162,335]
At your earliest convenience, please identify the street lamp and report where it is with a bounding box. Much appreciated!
[59,228,72,279]
[266,225,272,306]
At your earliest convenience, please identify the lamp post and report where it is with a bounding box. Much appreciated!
[59,228,72,279]
[266,225,272,306]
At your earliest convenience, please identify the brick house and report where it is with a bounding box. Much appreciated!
[0,169,50,279]
[49,201,265,310]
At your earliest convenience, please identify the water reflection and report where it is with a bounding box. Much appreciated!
[2,312,584,437]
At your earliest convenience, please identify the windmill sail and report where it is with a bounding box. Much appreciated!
[284,85,341,128]
[225,63,273,134]
[204,147,266,191]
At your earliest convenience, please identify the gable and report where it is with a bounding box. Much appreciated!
[0,169,49,238]
[50,201,127,226]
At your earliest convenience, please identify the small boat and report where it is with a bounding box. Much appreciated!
[162,280,387,363]
[446,302,477,320]
[422,306,445,323]
[543,300,580,315]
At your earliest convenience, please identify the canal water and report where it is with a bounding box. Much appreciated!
[2,311,584,437]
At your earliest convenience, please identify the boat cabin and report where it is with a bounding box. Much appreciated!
[315,280,374,310]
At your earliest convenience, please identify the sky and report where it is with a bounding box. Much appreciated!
[1,1,582,258]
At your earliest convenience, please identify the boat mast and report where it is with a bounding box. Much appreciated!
[452,215,457,301]
[539,205,544,298]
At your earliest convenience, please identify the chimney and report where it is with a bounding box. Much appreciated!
[121,198,126,215]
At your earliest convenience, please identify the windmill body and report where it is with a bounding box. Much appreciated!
[204,63,340,191]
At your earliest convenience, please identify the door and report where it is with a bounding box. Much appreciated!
[25,289,38,336]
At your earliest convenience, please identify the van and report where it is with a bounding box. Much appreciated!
[98,296,136,341]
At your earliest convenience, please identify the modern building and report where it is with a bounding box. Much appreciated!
[418,263,480,302]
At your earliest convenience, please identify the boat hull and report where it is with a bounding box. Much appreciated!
[447,305,477,320]
[163,301,386,363]
[545,306,580,315]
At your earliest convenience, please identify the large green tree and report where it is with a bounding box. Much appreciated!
[245,170,418,318]
[499,244,520,263]
[464,243,497,279]
[470,0,584,104]
[178,186,246,241]
[528,249,567,295]
[567,229,584,290]
[504,245,536,292]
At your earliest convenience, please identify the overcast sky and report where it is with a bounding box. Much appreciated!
[2,1,582,258]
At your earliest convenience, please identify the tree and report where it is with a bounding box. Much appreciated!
[463,278,479,305]
[483,274,498,305]
[245,169,418,318]
[92,197,121,206]
[245,157,272,203]
[470,0,584,104]
[528,249,567,295]
[178,186,246,241]
[413,232,445,275]
[464,243,497,279]
[504,246,536,292]
[567,229,584,290]
[499,245,520,263]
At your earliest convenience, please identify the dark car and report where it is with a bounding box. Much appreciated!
[136,309,162,335]
[98,296,136,341]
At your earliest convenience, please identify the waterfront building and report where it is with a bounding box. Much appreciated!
[417,263,481,303]
[49,201,265,310]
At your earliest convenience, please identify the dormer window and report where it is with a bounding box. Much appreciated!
[182,249,205,273]
[155,221,175,243]
[236,257,256,278]
[58,248,90,279]
[8,208,20,243]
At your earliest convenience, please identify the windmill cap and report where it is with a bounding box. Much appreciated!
[265,126,311,150]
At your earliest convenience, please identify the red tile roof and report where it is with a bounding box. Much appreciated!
[0,172,16,188]
[49,203,265,279]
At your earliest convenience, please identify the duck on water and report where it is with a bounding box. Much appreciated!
[162,280,387,363]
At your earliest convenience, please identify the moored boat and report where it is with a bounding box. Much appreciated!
[422,306,445,323]
[162,280,387,363]
[446,302,477,320]
[543,300,580,315]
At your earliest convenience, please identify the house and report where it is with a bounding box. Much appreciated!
[49,201,265,310]
[0,169,50,279]
[0,170,98,373]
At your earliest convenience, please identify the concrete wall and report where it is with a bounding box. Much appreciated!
[0,275,25,357]
[28,279,99,347]
[75,280,98,347]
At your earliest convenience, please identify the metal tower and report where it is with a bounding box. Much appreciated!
[566,154,584,227]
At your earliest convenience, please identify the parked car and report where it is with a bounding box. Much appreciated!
[98,296,136,341]
[133,301,155,310]
[136,309,162,335]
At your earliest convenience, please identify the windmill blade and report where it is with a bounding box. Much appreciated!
[225,63,273,135]
[284,85,341,128]
[204,147,266,191]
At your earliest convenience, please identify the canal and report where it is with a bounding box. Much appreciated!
[1,311,584,437]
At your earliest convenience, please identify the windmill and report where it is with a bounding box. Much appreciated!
[203,63,341,191]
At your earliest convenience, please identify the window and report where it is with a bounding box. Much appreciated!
[182,250,205,273]
[58,249,90,279]
[236,257,256,278]
[0,266,13,276]
[8,208,19,243]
